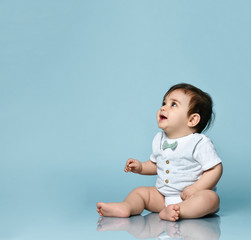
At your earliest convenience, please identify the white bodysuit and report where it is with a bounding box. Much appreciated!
[150,132,222,206]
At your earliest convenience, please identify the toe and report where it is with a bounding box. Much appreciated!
[97,202,104,208]
[97,209,103,216]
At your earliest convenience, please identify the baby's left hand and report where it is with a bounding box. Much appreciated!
[180,186,199,200]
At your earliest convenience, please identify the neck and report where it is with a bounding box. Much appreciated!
[164,129,196,139]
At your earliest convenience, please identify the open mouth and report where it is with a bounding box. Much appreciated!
[159,114,168,120]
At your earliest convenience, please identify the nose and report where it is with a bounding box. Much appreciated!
[160,105,166,111]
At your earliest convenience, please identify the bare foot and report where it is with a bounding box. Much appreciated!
[96,202,131,218]
[159,204,180,222]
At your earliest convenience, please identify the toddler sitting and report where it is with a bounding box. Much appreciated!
[97,83,222,221]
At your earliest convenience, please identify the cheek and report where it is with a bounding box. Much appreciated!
[172,112,185,122]
[178,114,189,123]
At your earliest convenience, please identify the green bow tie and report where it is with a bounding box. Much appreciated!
[162,140,178,151]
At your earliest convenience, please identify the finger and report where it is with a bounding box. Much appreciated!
[125,165,135,172]
[124,163,129,172]
[127,158,134,164]
[124,165,132,172]
[125,159,134,171]
[128,162,137,168]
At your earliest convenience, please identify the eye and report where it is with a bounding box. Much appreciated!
[162,101,166,106]
[171,101,177,107]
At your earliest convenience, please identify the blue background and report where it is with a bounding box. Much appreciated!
[1,0,251,239]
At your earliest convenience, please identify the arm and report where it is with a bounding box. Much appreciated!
[124,158,157,175]
[191,163,223,190]
[181,163,223,200]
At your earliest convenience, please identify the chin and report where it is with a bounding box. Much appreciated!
[158,124,167,131]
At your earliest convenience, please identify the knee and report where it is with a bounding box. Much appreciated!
[132,187,148,197]
[198,190,220,213]
[130,187,150,205]
[207,190,219,205]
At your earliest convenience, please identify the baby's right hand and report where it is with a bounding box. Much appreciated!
[124,158,142,174]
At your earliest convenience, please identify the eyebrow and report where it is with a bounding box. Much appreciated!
[164,98,182,105]
[171,98,181,104]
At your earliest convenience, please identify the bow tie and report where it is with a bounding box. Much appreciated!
[162,140,178,151]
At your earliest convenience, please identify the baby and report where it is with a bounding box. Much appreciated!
[97,83,223,221]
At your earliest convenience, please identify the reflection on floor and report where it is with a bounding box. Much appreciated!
[97,213,220,240]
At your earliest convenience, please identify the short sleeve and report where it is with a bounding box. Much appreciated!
[193,136,222,171]
[150,153,157,163]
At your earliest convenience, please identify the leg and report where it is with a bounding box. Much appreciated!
[159,190,219,221]
[97,187,165,217]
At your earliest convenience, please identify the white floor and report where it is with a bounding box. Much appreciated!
[1,201,251,240]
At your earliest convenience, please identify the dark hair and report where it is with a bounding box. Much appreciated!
[163,83,214,133]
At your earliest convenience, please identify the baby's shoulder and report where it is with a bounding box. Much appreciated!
[195,133,212,144]
[193,133,216,151]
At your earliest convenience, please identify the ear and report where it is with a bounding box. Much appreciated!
[187,113,200,128]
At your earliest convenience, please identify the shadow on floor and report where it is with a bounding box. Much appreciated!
[97,213,221,239]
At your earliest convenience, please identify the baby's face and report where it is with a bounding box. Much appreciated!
[157,89,192,138]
